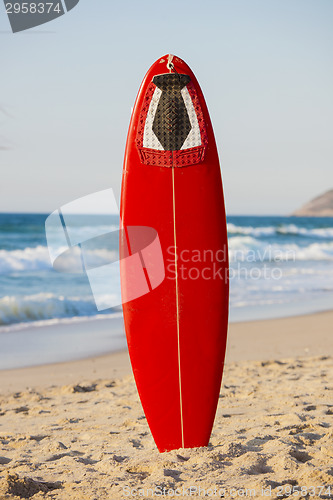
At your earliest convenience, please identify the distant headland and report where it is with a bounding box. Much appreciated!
[293,189,333,217]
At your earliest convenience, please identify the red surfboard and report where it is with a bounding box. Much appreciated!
[120,54,229,452]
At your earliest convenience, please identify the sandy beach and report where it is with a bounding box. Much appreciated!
[0,311,333,499]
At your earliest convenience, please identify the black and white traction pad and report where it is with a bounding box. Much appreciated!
[136,73,208,168]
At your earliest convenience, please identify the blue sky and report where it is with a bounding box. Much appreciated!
[1,0,332,214]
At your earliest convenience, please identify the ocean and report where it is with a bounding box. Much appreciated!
[1,213,333,368]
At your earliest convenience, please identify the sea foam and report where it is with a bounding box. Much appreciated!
[0,293,120,326]
[0,246,118,275]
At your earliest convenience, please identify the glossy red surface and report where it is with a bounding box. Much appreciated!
[120,55,229,452]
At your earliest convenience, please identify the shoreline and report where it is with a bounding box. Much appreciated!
[1,305,333,371]
[1,310,332,394]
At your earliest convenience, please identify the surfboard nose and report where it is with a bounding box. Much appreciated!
[136,55,208,167]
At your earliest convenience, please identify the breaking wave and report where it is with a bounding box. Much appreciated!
[0,246,118,275]
[227,223,333,239]
[0,293,119,326]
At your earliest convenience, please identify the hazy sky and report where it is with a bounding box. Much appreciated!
[1,0,332,214]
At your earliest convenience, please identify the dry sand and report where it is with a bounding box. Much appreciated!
[0,312,333,499]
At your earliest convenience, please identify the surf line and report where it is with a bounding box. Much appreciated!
[172,165,185,448]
